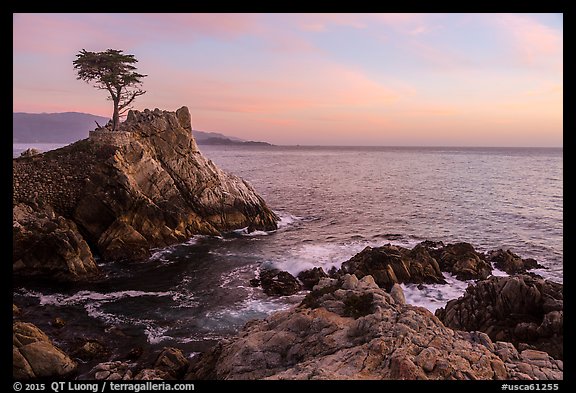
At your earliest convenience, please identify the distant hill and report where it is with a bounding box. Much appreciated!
[193,130,245,143]
[197,137,272,146]
[13,112,110,143]
[13,112,272,146]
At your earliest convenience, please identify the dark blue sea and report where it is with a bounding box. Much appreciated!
[14,145,563,366]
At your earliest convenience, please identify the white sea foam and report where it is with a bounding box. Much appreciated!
[232,211,303,238]
[144,325,171,344]
[401,273,472,313]
[271,237,421,277]
[204,295,299,328]
[149,236,203,262]
[276,211,303,229]
[490,268,510,277]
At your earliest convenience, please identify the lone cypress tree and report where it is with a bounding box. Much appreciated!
[73,49,147,131]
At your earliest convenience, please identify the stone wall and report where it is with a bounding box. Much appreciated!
[13,157,89,216]
[89,130,133,147]
[13,141,117,217]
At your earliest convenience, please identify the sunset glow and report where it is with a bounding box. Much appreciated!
[13,13,563,146]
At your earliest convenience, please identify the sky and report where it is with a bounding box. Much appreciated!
[13,13,563,147]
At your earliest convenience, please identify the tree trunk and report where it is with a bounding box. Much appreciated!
[112,97,120,131]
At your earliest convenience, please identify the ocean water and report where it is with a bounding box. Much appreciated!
[13,145,563,367]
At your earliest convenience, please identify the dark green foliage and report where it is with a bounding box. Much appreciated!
[343,293,374,319]
[73,49,147,131]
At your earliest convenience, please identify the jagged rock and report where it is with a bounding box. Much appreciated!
[187,274,561,380]
[487,249,544,274]
[126,347,143,360]
[259,269,302,296]
[297,267,328,290]
[435,275,563,360]
[13,202,99,280]
[72,339,109,361]
[20,148,41,157]
[134,369,170,380]
[87,361,134,380]
[153,347,190,379]
[13,322,77,379]
[13,106,278,268]
[427,242,492,280]
[338,244,446,291]
[50,317,66,328]
[13,304,20,317]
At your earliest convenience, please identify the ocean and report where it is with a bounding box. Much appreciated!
[13,145,563,368]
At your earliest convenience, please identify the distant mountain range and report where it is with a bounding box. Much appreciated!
[13,112,272,146]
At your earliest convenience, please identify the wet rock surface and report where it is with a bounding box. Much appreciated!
[486,249,544,274]
[435,274,563,360]
[13,321,77,379]
[257,269,302,296]
[337,243,446,290]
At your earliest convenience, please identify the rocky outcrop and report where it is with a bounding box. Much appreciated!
[428,242,492,280]
[13,202,99,280]
[254,269,302,296]
[134,347,190,380]
[186,274,562,380]
[338,243,446,290]
[297,267,328,290]
[13,106,278,276]
[487,249,544,274]
[86,347,189,381]
[20,148,41,157]
[13,322,77,379]
[87,361,135,380]
[435,275,563,360]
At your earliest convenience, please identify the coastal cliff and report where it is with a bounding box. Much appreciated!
[13,106,278,278]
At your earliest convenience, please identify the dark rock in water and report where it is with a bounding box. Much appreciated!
[426,242,492,280]
[418,240,445,250]
[126,347,143,360]
[297,267,328,290]
[13,203,99,281]
[259,269,302,296]
[13,106,278,277]
[13,321,77,379]
[72,339,109,361]
[327,266,339,278]
[51,317,66,328]
[435,274,563,360]
[487,249,544,274]
[339,244,445,291]
[187,274,562,380]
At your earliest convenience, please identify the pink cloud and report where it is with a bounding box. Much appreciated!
[13,13,263,55]
[157,62,403,115]
[13,14,124,54]
[132,13,262,39]
[296,13,430,34]
[496,14,562,67]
